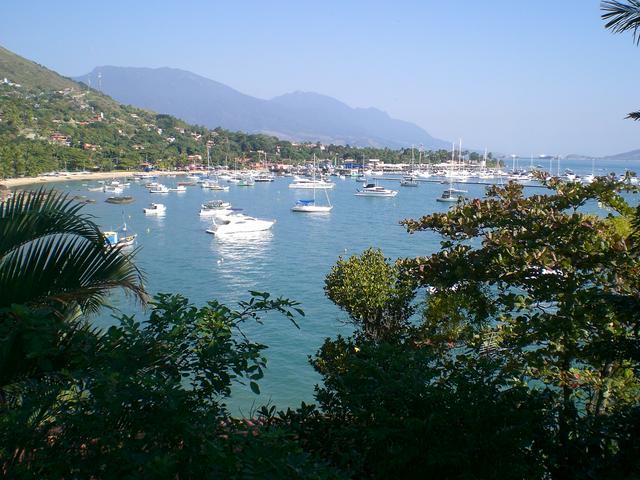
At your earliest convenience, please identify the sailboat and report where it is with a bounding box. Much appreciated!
[436,141,465,203]
[400,146,419,187]
[292,155,333,212]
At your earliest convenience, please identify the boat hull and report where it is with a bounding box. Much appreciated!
[291,205,333,213]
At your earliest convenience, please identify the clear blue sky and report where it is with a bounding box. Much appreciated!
[1,0,639,156]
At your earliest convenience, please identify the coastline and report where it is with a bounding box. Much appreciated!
[0,170,206,189]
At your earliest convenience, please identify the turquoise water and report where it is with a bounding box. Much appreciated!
[46,161,636,412]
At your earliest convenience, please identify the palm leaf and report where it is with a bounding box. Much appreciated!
[602,0,640,44]
[0,188,103,258]
[0,236,146,313]
[0,188,146,314]
[626,110,640,120]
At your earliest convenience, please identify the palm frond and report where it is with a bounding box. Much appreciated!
[0,188,103,259]
[602,0,640,44]
[626,110,640,120]
[0,234,146,313]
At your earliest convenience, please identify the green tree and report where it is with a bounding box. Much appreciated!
[1,293,342,479]
[324,247,417,342]
[402,178,640,478]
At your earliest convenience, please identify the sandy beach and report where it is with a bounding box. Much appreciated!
[0,170,207,189]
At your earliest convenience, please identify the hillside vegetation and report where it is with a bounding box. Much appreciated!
[0,45,484,179]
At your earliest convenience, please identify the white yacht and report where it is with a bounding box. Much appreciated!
[143,203,166,215]
[288,177,335,189]
[355,183,398,197]
[254,173,275,182]
[199,200,233,217]
[400,176,419,187]
[103,185,124,194]
[149,184,170,194]
[169,185,187,192]
[206,214,275,235]
[202,180,230,191]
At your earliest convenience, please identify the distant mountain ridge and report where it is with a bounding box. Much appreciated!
[565,149,640,162]
[75,66,448,149]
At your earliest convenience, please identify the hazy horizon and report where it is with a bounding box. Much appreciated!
[2,0,639,156]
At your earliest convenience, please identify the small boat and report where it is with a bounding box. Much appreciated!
[177,181,196,186]
[291,199,333,213]
[237,176,255,187]
[202,180,229,191]
[355,184,398,197]
[206,214,275,235]
[103,185,123,194]
[254,173,275,182]
[400,176,419,187]
[355,175,367,183]
[288,177,335,189]
[143,203,166,215]
[199,199,233,216]
[105,196,135,204]
[87,186,103,192]
[103,225,137,248]
[436,188,464,203]
[169,185,187,192]
[291,154,333,212]
[149,184,170,194]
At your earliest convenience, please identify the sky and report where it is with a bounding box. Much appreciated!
[1,0,639,156]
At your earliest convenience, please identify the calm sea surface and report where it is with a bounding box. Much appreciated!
[45,158,637,413]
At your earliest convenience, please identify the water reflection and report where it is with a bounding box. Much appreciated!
[210,230,274,292]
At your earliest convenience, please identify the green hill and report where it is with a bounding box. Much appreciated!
[0,45,231,178]
[0,45,77,92]
[0,45,481,179]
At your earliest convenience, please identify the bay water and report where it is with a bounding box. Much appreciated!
[47,158,637,413]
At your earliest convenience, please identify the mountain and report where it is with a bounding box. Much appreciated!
[0,46,228,177]
[75,66,447,149]
[0,45,77,91]
[565,149,640,162]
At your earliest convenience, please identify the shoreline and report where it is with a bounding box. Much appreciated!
[0,170,208,189]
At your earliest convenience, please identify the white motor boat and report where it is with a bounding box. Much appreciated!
[254,173,275,182]
[103,185,123,194]
[149,184,170,194]
[436,188,464,203]
[400,176,419,187]
[199,200,233,216]
[143,203,166,215]
[288,177,335,189]
[355,183,398,197]
[169,185,187,192]
[202,180,229,191]
[206,214,275,235]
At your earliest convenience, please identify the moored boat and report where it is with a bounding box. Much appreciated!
[355,184,398,197]
[143,203,166,215]
[436,188,464,203]
[105,196,135,204]
[206,214,275,235]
